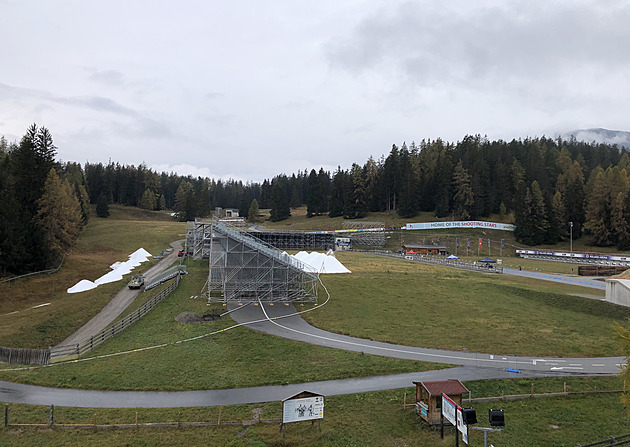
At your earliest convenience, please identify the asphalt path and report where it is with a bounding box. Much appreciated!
[0,367,553,408]
[55,241,183,348]
[228,301,623,376]
[503,268,607,290]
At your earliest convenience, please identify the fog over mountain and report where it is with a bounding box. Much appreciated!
[561,128,630,149]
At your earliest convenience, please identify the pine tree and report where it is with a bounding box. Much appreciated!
[564,161,586,238]
[269,179,291,221]
[530,180,550,244]
[452,160,474,220]
[158,194,166,211]
[197,179,212,217]
[36,168,82,261]
[328,167,347,218]
[306,169,320,217]
[139,188,157,210]
[96,192,110,217]
[345,163,367,219]
[174,181,196,221]
[248,198,261,223]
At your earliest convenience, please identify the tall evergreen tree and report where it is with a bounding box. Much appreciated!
[36,168,82,262]
[269,179,291,222]
[248,198,261,223]
[174,181,196,221]
[96,192,110,217]
[345,163,368,219]
[452,160,474,220]
[328,167,347,218]
[139,188,157,210]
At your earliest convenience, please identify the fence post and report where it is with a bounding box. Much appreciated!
[5,404,8,427]
[49,404,54,427]
[76,344,79,356]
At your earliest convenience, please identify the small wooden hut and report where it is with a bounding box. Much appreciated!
[413,379,468,425]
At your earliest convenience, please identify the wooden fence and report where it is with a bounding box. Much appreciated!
[0,347,50,365]
[0,274,182,365]
[50,274,181,362]
[0,256,65,284]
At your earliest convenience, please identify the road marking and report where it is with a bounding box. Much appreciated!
[592,364,606,367]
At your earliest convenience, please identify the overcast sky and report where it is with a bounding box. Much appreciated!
[1,0,628,181]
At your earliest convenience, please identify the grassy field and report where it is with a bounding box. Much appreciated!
[1,377,628,446]
[0,206,184,348]
[0,260,444,390]
[305,252,627,357]
[2,205,630,445]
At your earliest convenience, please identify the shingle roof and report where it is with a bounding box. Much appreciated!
[413,379,469,396]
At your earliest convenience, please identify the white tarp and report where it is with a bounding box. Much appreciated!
[292,251,350,274]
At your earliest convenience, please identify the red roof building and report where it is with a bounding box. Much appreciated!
[413,379,469,425]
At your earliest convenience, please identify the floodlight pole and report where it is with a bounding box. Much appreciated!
[469,426,502,447]
[569,221,573,276]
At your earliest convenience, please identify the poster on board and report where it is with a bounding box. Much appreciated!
[283,396,324,424]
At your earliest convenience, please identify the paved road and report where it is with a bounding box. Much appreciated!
[0,367,554,408]
[503,268,607,290]
[228,301,623,376]
[55,241,183,348]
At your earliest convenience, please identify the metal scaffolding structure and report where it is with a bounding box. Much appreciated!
[248,229,334,251]
[206,222,319,304]
[186,221,336,256]
[342,221,387,247]
[186,220,214,260]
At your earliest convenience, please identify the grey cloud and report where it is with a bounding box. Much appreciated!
[89,69,125,86]
[55,96,138,116]
[325,1,630,89]
[113,117,172,139]
[205,92,225,100]
[0,82,47,101]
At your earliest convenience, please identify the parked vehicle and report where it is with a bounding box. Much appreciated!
[127,274,146,289]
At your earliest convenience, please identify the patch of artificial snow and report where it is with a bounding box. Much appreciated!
[67,279,97,294]
[67,248,152,293]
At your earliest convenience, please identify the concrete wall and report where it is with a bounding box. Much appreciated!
[605,279,630,307]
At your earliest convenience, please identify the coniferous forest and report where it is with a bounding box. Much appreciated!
[2,125,630,275]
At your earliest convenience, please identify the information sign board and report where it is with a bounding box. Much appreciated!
[282,396,324,423]
[441,394,457,426]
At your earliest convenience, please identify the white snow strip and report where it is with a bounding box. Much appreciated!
[30,303,51,309]
[67,248,152,292]
[67,279,98,293]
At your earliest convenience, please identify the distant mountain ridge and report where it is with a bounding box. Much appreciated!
[561,128,630,149]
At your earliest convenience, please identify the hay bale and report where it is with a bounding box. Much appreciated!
[175,312,202,324]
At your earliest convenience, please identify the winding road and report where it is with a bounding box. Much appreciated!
[0,253,624,408]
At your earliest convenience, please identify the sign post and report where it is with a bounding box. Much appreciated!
[442,393,469,445]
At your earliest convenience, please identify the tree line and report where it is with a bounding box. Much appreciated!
[2,125,630,274]
[0,125,89,274]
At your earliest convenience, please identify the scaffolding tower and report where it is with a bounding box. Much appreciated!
[206,222,319,304]
[342,221,387,247]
